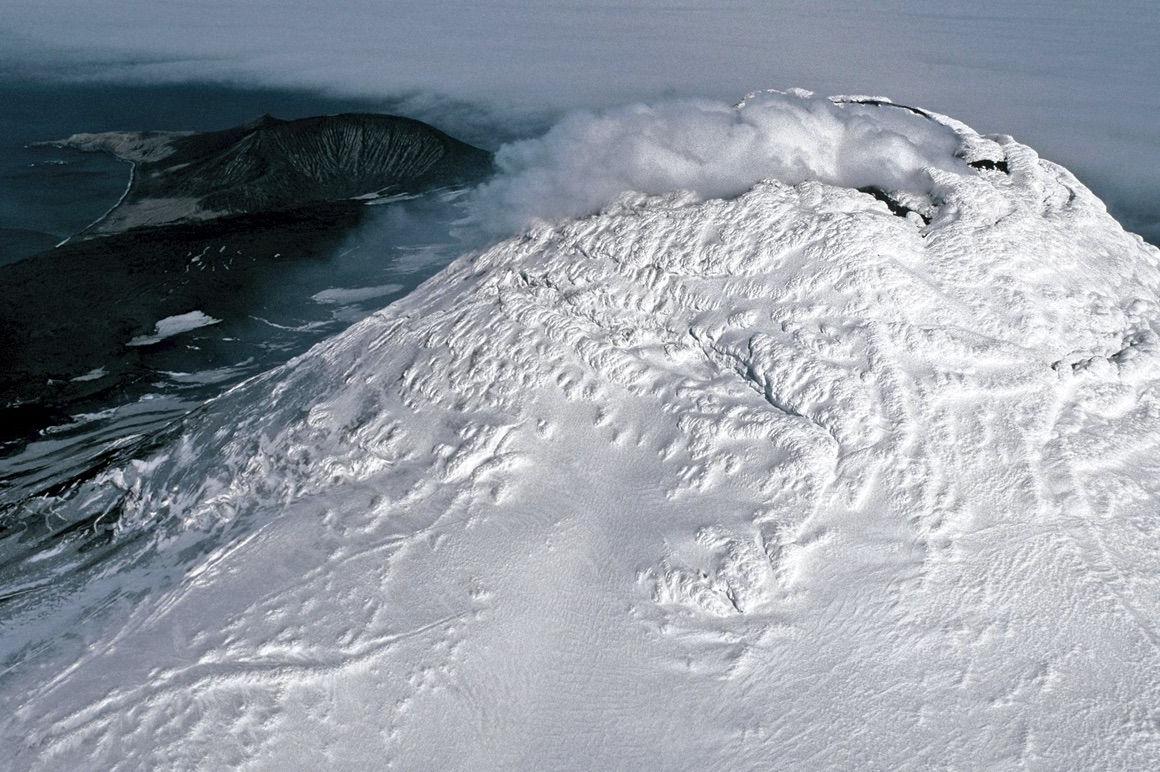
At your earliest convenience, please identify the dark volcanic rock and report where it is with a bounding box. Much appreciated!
[0,228,58,265]
[49,113,493,235]
[0,204,365,451]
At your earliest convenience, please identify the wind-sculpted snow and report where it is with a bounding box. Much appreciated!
[4,97,1160,768]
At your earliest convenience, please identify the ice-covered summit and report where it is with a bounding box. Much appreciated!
[3,94,1160,768]
[468,89,1002,233]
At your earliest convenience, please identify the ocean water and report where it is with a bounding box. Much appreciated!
[0,82,391,265]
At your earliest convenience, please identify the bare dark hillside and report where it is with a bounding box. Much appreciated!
[50,113,493,234]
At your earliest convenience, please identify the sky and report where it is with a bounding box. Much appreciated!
[3,0,1158,239]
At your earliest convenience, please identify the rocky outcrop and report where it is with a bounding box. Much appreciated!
[47,113,492,234]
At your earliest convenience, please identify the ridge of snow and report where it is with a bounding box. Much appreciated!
[3,97,1160,768]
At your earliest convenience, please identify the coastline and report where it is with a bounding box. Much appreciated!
[56,153,135,246]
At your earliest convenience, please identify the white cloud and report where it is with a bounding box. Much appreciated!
[469,91,965,233]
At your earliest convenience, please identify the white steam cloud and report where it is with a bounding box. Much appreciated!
[469,91,966,234]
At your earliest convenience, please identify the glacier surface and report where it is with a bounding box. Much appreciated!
[3,94,1160,768]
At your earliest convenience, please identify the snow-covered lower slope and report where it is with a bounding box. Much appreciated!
[5,97,1160,769]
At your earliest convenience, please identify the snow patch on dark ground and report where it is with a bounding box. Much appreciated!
[311,284,403,304]
[469,90,968,232]
[125,310,220,346]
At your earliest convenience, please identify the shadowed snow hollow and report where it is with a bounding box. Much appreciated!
[3,95,1160,769]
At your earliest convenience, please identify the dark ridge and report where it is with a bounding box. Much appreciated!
[0,402,72,457]
[969,158,1010,174]
[0,585,44,606]
[74,112,493,235]
[0,416,181,503]
[836,98,1011,177]
[857,186,932,225]
[153,113,494,208]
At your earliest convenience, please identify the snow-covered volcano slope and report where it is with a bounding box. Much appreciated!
[4,95,1160,768]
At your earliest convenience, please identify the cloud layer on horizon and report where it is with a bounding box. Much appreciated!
[4,0,1159,241]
